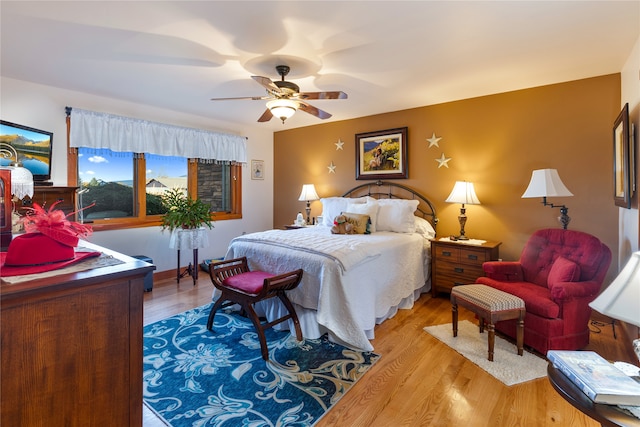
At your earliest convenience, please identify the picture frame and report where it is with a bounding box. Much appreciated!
[613,103,631,208]
[355,127,408,180]
[251,159,264,180]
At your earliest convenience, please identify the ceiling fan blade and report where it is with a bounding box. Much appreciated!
[210,96,269,101]
[297,91,348,100]
[257,108,273,122]
[252,76,283,94]
[298,101,332,120]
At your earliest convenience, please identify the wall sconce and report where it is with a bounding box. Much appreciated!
[589,251,640,364]
[445,181,481,240]
[267,99,299,124]
[0,142,34,199]
[521,169,573,229]
[298,184,319,225]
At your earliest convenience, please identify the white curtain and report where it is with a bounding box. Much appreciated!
[69,108,246,163]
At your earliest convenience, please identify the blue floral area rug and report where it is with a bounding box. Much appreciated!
[143,304,380,427]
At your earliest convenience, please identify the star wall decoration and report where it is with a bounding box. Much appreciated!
[435,153,452,168]
[427,132,442,148]
[335,138,344,150]
[327,161,336,174]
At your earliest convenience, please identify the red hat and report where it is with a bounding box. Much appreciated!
[1,233,100,277]
[1,201,99,277]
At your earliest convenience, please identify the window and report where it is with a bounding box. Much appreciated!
[70,148,241,229]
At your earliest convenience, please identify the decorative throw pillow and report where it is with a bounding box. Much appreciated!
[346,199,379,232]
[342,212,371,234]
[547,256,581,289]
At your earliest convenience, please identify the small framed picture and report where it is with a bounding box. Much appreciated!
[251,159,264,180]
[613,104,630,208]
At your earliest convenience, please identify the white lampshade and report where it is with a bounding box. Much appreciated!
[9,166,34,199]
[522,169,573,198]
[589,251,640,327]
[445,181,481,205]
[298,184,319,202]
[267,99,299,123]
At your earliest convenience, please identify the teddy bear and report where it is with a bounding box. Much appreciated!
[331,214,354,234]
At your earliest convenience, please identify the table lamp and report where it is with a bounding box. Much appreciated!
[589,251,640,364]
[445,181,480,240]
[522,169,573,229]
[298,184,319,225]
[0,142,34,200]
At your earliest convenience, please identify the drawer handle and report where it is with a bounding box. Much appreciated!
[467,254,478,261]
[442,251,452,257]
[454,267,464,273]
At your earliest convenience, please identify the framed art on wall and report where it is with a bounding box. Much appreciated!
[613,103,630,208]
[355,127,408,180]
[251,160,264,180]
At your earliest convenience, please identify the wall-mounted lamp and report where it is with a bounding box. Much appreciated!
[445,181,481,240]
[268,99,299,124]
[521,169,573,229]
[589,251,640,364]
[298,184,319,225]
[0,142,34,199]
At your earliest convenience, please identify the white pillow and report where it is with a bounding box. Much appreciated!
[414,216,436,239]
[320,197,370,227]
[376,199,419,233]
[346,199,379,233]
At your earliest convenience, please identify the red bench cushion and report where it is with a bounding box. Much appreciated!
[222,271,274,294]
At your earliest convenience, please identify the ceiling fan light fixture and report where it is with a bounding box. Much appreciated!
[267,99,298,123]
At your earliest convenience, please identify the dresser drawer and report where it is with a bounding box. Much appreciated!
[435,261,484,284]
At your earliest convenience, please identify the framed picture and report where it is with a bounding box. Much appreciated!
[355,127,408,180]
[251,159,264,180]
[613,103,631,208]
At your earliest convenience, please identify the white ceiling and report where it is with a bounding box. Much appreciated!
[1,1,638,131]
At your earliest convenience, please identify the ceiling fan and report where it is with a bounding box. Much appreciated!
[210,65,348,123]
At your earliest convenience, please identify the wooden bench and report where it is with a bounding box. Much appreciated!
[451,284,525,361]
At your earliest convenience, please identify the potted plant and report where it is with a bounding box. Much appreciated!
[160,187,214,232]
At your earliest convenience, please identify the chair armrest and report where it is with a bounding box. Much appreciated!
[481,261,523,282]
[549,280,600,301]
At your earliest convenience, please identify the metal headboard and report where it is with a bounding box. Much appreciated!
[342,180,438,229]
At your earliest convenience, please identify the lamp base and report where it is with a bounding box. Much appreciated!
[456,235,469,241]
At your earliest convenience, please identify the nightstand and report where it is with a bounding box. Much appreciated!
[431,239,501,297]
[283,225,306,230]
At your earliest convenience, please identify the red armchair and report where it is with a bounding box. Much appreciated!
[476,228,611,355]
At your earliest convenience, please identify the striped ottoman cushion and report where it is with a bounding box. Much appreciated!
[451,284,524,312]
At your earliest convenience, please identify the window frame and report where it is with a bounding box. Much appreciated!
[66,117,242,231]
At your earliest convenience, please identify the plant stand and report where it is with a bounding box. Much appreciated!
[169,228,210,286]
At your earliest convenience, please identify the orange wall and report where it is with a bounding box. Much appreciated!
[274,74,621,283]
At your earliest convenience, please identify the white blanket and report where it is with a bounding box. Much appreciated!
[221,226,430,352]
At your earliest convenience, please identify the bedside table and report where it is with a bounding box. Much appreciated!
[283,225,306,230]
[431,239,501,297]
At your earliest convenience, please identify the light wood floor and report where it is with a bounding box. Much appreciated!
[142,275,632,427]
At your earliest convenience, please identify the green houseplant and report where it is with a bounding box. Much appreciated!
[160,188,214,232]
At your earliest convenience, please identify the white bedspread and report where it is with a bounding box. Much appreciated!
[221,226,430,352]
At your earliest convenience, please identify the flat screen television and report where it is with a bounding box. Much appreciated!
[0,120,53,183]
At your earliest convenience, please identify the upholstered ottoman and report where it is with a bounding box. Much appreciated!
[451,284,525,361]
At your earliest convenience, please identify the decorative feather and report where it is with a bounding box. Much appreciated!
[21,201,93,247]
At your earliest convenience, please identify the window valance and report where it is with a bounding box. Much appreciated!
[69,108,246,163]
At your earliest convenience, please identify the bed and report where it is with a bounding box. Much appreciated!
[219,181,438,352]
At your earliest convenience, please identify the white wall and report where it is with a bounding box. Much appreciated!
[619,34,640,268]
[1,77,274,273]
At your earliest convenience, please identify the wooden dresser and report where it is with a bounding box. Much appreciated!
[1,242,153,426]
[19,185,78,219]
[431,238,501,296]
